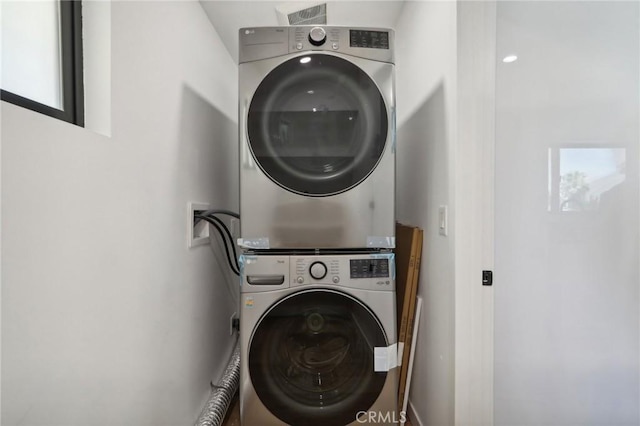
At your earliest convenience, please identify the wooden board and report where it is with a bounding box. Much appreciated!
[395,223,419,364]
[398,227,423,411]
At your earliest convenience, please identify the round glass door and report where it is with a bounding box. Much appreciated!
[247,54,388,196]
[249,289,388,425]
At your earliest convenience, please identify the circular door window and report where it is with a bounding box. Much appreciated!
[249,289,388,425]
[247,54,388,196]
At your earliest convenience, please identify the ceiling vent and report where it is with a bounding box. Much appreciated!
[276,2,327,26]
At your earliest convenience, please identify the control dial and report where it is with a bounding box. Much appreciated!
[309,261,328,280]
[308,27,327,46]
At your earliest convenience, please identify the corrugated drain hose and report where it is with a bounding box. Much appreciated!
[195,339,240,426]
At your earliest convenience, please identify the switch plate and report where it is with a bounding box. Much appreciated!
[189,202,210,248]
[438,205,448,236]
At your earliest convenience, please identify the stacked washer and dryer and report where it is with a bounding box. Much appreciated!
[237,26,398,425]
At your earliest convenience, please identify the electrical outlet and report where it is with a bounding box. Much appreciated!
[230,312,238,335]
[189,202,210,248]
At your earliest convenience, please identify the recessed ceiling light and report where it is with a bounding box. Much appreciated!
[503,55,518,63]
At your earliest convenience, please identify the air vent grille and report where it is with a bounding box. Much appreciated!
[287,4,327,25]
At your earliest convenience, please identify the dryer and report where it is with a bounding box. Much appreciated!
[239,253,398,425]
[238,26,395,250]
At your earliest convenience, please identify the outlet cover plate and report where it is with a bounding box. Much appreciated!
[189,202,210,248]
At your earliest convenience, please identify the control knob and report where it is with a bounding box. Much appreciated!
[308,27,327,46]
[309,261,328,280]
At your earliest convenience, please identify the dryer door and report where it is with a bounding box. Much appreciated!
[247,53,389,196]
[248,289,389,425]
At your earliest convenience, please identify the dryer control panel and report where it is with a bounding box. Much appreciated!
[290,26,394,63]
[239,26,395,64]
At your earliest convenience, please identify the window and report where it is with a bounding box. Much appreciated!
[548,146,626,212]
[1,0,84,126]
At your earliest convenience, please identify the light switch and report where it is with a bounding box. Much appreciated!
[438,205,448,236]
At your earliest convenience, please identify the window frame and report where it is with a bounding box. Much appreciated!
[1,0,84,127]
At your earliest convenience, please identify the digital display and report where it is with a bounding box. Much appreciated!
[349,30,389,49]
[350,259,390,279]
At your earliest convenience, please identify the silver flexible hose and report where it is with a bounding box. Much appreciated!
[195,339,241,426]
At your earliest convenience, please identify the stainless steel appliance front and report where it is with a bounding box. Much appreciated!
[238,26,396,250]
[239,253,398,425]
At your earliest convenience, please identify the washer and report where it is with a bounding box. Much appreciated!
[240,253,398,425]
[238,26,396,250]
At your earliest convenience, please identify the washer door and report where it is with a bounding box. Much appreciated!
[247,54,389,196]
[249,289,388,425]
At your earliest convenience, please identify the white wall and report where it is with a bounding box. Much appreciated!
[455,2,496,425]
[493,2,639,425]
[395,2,457,425]
[83,1,112,137]
[1,2,239,425]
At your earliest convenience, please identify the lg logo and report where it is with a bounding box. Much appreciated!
[356,411,407,424]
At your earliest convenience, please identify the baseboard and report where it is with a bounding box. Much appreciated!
[407,399,424,426]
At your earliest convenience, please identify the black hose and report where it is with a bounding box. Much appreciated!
[200,215,240,272]
[196,216,239,276]
[197,209,239,219]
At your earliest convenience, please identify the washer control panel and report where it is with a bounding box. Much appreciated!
[291,254,394,291]
[349,258,390,279]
